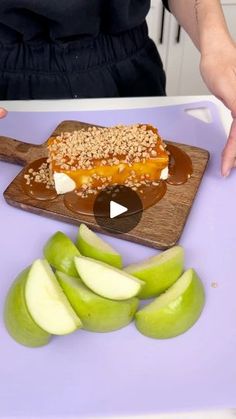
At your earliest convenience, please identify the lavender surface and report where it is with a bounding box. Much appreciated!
[0,101,235,417]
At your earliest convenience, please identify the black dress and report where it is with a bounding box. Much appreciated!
[0,1,169,99]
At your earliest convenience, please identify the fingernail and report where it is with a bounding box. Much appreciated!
[223,170,230,177]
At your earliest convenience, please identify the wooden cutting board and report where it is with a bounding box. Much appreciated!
[1,120,209,249]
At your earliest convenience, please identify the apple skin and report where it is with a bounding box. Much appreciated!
[124,246,184,299]
[43,231,80,276]
[135,269,205,339]
[4,268,51,347]
[76,224,122,268]
[56,271,139,332]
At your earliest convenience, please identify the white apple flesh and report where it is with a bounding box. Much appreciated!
[25,259,82,335]
[76,224,122,268]
[56,271,139,332]
[124,246,184,298]
[4,268,51,347]
[135,268,205,339]
[74,256,144,300]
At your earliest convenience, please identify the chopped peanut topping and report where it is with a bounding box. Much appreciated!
[24,161,54,189]
[22,124,169,197]
[47,124,168,171]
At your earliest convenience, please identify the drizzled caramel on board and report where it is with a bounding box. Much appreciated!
[63,145,192,216]
[22,158,57,201]
[64,180,168,216]
[167,144,193,185]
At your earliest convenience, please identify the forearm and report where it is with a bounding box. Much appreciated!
[168,0,233,54]
[168,1,236,178]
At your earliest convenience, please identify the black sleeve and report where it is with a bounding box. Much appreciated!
[162,0,170,12]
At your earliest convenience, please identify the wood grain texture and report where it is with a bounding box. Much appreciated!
[2,120,209,249]
[0,136,44,165]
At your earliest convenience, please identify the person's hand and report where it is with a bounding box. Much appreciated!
[200,39,236,177]
[0,108,7,118]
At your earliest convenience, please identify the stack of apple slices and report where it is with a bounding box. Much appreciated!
[4,224,205,348]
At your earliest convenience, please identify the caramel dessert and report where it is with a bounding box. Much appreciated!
[22,123,193,215]
[47,124,169,196]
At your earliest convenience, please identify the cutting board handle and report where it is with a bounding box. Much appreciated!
[0,136,41,166]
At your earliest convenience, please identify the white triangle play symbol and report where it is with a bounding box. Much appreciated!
[110,201,128,219]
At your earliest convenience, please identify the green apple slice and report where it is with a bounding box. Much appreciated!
[4,268,51,347]
[56,271,139,332]
[74,256,144,300]
[76,224,122,268]
[135,268,205,339]
[124,246,184,299]
[25,259,82,335]
[43,231,80,276]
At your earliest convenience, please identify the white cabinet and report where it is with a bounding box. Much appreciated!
[146,0,171,68]
[146,0,236,95]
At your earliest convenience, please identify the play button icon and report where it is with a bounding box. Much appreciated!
[110,201,128,218]
[93,185,143,234]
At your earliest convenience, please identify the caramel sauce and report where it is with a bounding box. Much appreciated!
[22,145,193,215]
[64,191,97,216]
[63,181,167,216]
[167,144,193,185]
[22,158,57,201]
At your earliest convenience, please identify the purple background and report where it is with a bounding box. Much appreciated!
[0,101,236,418]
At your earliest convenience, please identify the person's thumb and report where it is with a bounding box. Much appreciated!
[0,108,7,118]
[221,117,236,176]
